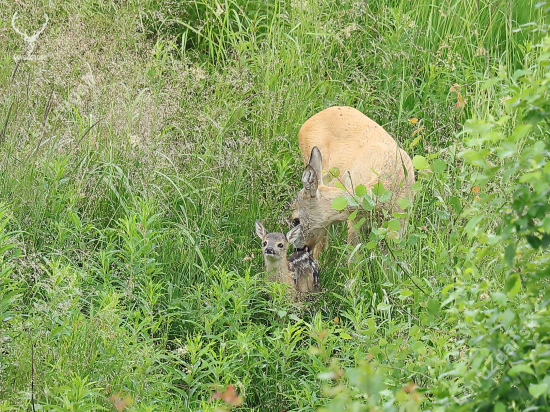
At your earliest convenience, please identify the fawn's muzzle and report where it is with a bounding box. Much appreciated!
[264,247,275,255]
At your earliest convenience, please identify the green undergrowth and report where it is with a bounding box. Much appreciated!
[0,0,548,411]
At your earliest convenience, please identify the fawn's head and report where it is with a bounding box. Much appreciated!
[255,220,303,261]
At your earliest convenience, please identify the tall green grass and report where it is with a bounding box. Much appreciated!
[0,0,545,410]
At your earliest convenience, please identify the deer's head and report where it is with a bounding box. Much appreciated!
[290,147,346,254]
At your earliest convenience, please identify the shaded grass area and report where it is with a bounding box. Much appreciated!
[0,0,544,410]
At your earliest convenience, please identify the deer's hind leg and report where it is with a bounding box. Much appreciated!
[346,219,377,263]
[347,220,373,248]
[347,220,360,248]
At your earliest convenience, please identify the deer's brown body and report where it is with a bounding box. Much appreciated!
[290,106,415,258]
[255,221,320,299]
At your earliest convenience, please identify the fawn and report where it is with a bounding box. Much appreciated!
[255,220,320,296]
[290,106,415,258]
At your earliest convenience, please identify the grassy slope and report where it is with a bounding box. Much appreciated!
[0,0,543,411]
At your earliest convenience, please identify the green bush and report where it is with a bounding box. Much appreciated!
[322,22,550,412]
[440,31,550,412]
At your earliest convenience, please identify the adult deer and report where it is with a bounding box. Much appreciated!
[289,106,415,259]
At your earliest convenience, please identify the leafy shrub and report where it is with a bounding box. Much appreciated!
[322,21,550,412]
[438,31,550,412]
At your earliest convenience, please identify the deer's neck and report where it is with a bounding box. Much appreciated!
[312,186,352,225]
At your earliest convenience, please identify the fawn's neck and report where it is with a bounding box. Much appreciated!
[265,258,294,287]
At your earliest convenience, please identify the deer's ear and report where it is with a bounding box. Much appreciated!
[286,224,302,245]
[255,220,268,239]
[308,147,323,182]
[302,165,318,197]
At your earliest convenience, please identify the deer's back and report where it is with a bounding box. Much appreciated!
[298,106,414,196]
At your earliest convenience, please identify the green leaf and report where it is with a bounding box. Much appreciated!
[366,318,376,329]
[318,372,336,380]
[347,210,358,221]
[378,189,391,203]
[377,303,391,311]
[512,69,532,81]
[347,197,359,207]
[400,289,413,297]
[407,234,420,245]
[366,241,377,249]
[277,310,287,318]
[508,364,534,376]
[329,167,340,178]
[9,248,22,259]
[368,346,381,356]
[355,184,367,197]
[355,217,366,229]
[427,299,440,314]
[492,292,507,306]
[482,76,501,90]
[340,332,352,340]
[409,325,420,336]
[410,134,422,147]
[494,402,506,412]
[398,197,411,210]
[501,309,515,329]
[526,235,541,249]
[331,196,347,211]
[412,155,429,170]
[365,328,376,337]
[433,159,447,174]
[379,338,387,346]
[322,174,334,185]
[510,123,532,142]
[504,243,515,267]
[388,219,401,232]
[504,274,521,298]
[464,214,483,236]
[363,196,375,211]
[529,383,548,399]
[289,314,301,322]
[372,182,385,197]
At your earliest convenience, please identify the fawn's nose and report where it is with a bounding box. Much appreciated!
[265,247,275,255]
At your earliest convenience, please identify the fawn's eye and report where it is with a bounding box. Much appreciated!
[277,243,284,248]
[292,218,300,227]
[263,241,267,247]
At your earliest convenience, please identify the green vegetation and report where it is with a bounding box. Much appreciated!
[0,0,548,411]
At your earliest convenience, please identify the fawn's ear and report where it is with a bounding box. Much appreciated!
[255,220,268,239]
[286,224,302,245]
